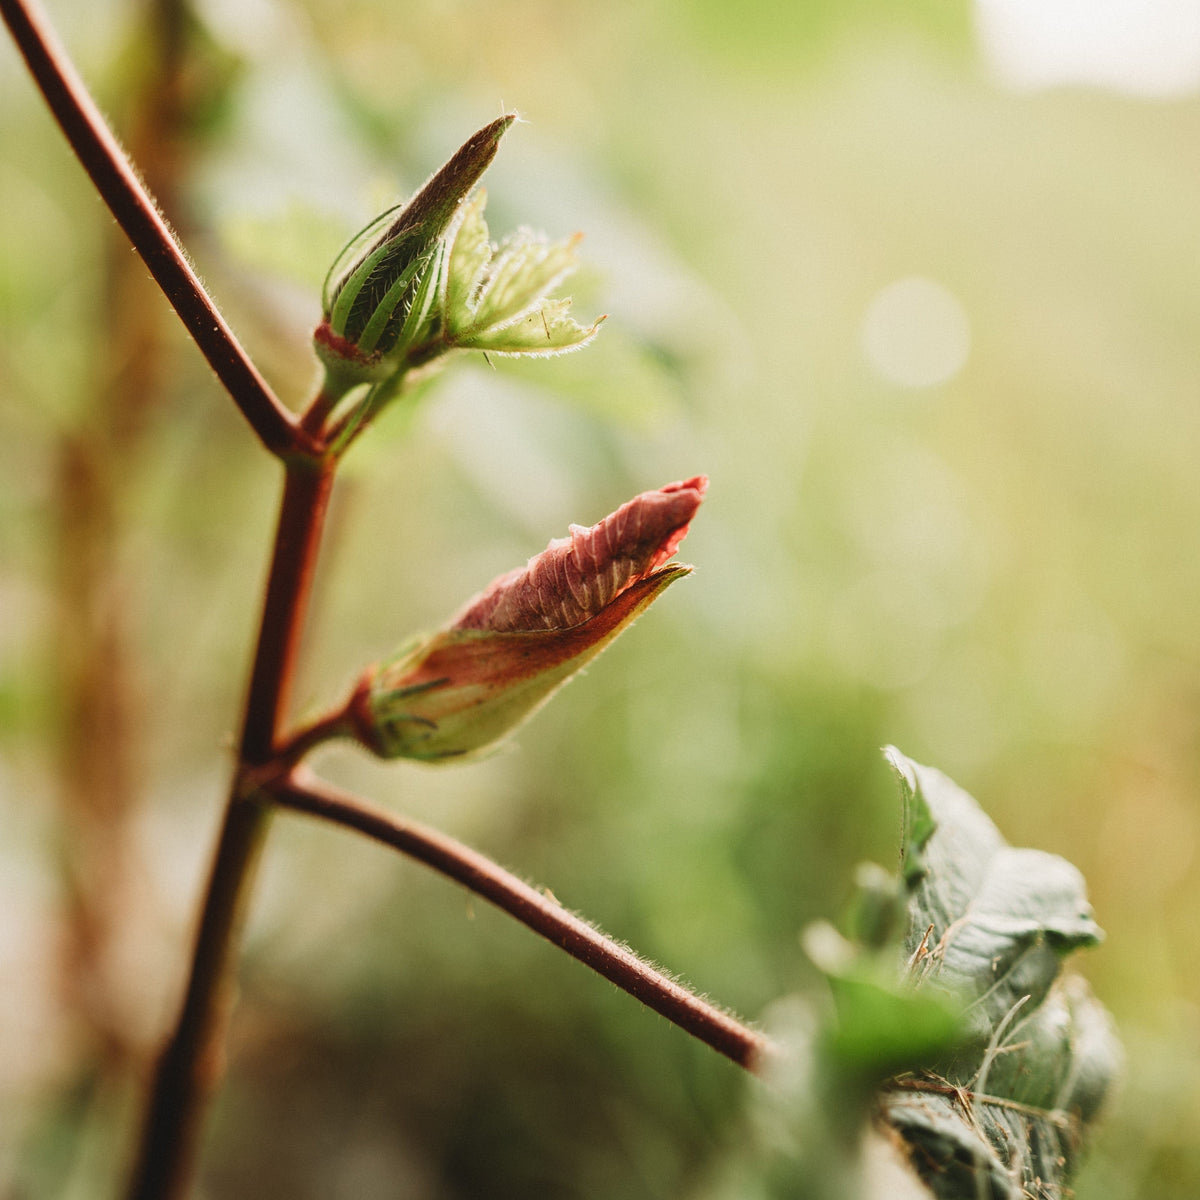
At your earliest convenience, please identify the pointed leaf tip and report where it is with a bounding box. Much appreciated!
[452,476,707,634]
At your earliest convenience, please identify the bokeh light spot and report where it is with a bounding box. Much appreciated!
[861,276,971,389]
[975,0,1200,97]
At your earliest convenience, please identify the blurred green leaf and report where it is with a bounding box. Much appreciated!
[669,0,971,72]
[219,202,350,291]
[745,869,961,1198]
[826,972,961,1084]
[888,747,1103,1035]
[845,860,907,950]
[880,748,1121,1199]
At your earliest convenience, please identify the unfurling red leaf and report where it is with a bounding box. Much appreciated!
[350,478,707,761]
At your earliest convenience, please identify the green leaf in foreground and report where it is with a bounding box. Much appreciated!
[745,897,962,1200]
[880,747,1122,1200]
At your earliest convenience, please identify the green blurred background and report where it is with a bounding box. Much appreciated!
[2,0,1198,1195]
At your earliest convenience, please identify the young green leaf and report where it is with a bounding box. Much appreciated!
[880,747,1121,1200]
[802,920,962,1088]
[888,748,1103,1036]
[441,190,492,323]
[461,297,605,358]
[439,190,603,357]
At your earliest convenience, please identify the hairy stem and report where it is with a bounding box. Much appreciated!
[127,460,336,1200]
[0,0,310,459]
[272,771,770,1072]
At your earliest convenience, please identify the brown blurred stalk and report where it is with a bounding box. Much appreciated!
[53,0,193,1075]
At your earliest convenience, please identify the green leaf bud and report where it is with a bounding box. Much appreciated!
[314,114,514,383]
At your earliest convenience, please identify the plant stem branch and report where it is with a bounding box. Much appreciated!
[239,462,337,764]
[125,795,272,1200]
[272,771,771,1073]
[127,459,336,1200]
[0,0,311,460]
[266,702,356,778]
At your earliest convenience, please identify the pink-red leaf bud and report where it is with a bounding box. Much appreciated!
[352,477,708,761]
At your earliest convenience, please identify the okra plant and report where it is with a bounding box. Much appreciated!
[1,1,1119,1197]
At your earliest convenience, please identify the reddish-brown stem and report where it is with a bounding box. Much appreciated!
[272,771,771,1073]
[266,701,356,777]
[0,0,311,460]
[125,795,272,1200]
[299,380,351,437]
[239,462,337,763]
[127,460,336,1200]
